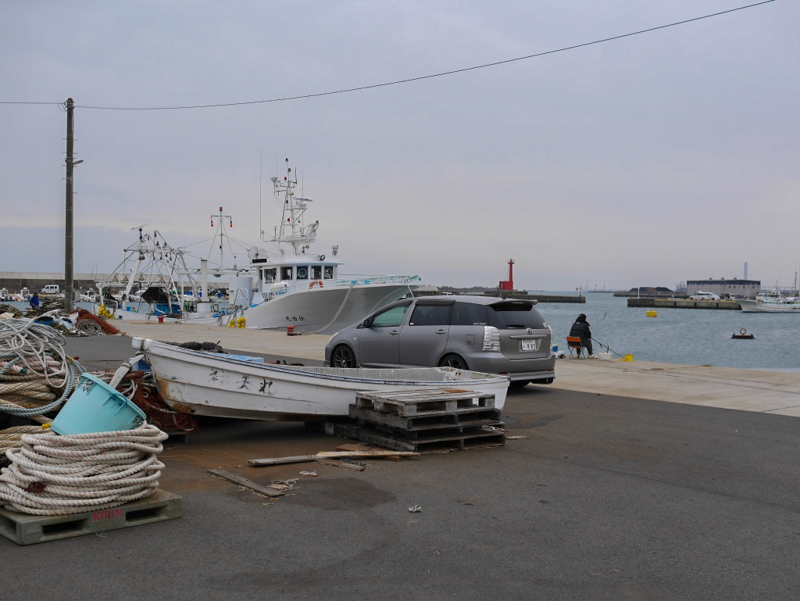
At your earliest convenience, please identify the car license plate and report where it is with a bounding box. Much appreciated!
[521,339,538,351]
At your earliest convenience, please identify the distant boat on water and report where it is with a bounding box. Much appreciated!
[739,290,800,313]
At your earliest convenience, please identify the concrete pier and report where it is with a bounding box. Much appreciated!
[628,297,741,310]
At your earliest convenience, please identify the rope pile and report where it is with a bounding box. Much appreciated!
[0,424,168,515]
[75,309,121,335]
[0,318,83,453]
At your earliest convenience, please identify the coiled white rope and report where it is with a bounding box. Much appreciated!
[0,318,84,452]
[0,424,168,515]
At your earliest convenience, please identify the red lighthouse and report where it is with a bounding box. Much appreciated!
[499,259,515,291]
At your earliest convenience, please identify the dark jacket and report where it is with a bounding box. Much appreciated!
[569,317,591,341]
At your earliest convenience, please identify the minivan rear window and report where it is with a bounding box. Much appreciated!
[451,302,488,326]
[488,301,546,329]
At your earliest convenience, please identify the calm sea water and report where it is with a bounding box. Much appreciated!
[537,292,798,371]
[4,295,796,371]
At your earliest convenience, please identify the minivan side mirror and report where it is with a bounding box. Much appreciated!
[358,318,370,329]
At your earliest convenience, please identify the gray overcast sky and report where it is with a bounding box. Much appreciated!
[1,0,796,291]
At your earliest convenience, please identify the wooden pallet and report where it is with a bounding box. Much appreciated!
[356,425,505,452]
[0,489,182,546]
[354,388,496,417]
[342,388,505,452]
[349,405,502,432]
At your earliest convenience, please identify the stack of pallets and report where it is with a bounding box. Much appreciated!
[345,387,505,452]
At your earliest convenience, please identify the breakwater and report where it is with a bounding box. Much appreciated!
[627,298,740,310]
[530,294,585,304]
[482,291,585,304]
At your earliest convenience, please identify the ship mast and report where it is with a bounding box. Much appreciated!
[270,158,319,256]
[210,206,235,269]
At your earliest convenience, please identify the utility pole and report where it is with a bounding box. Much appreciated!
[64,98,75,313]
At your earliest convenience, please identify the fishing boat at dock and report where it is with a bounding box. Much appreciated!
[236,159,420,333]
[94,226,230,322]
[132,337,509,421]
[95,159,420,332]
[738,290,800,313]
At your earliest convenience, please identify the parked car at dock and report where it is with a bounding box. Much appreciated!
[324,295,555,387]
[689,291,720,301]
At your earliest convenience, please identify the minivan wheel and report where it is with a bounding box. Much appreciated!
[331,345,356,368]
[438,354,468,370]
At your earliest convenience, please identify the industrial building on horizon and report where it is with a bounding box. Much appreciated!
[686,278,761,299]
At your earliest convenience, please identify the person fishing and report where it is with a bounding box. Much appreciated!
[569,313,596,358]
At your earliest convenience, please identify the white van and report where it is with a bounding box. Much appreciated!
[42,284,61,295]
[689,291,720,301]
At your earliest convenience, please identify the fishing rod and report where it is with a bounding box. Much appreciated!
[591,337,625,358]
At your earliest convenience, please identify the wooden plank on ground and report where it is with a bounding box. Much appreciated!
[208,469,284,497]
[247,450,418,467]
[314,458,366,471]
[355,426,506,453]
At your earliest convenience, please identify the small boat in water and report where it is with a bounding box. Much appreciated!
[132,337,509,421]
[738,290,800,313]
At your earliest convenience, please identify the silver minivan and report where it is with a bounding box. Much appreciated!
[324,295,555,387]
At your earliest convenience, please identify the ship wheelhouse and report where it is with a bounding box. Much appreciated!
[253,257,340,290]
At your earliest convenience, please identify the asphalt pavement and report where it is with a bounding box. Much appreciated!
[2,334,799,600]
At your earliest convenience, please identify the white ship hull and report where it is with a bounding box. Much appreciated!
[738,299,800,313]
[243,282,416,334]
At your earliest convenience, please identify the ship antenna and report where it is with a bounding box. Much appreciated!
[258,148,263,240]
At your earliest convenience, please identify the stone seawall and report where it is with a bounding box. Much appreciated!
[627,298,740,310]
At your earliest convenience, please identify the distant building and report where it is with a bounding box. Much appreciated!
[686,278,760,299]
[613,287,675,298]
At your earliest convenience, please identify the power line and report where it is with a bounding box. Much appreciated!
[0,1,776,112]
[0,101,63,106]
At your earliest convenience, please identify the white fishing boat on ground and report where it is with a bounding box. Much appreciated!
[132,337,509,421]
[738,290,800,313]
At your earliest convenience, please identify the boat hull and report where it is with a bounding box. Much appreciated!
[243,283,417,334]
[92,300,229,323]
[133,338,509,421]
[738,300,800,313]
